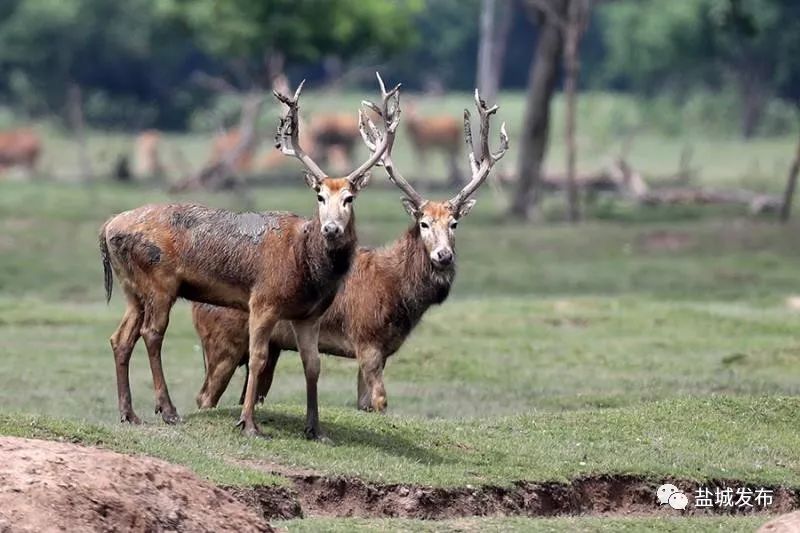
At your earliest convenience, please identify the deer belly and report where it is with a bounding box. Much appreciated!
[268,321,354,358]
[177,278,249,311]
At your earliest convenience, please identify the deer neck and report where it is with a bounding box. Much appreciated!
[394,224,455,311]
[302,214,357,288]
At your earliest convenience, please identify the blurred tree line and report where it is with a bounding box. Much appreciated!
[0,0,797,136]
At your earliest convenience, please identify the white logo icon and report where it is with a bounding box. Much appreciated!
[668,492,688,510]
[657,484,688,510]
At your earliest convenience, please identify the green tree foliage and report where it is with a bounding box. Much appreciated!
[0,0,208,128]
[387,0,481,90]
[157,0,422,76]
[599,0,800,136]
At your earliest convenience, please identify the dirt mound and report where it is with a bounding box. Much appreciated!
[0,437,271,532]
[759,511,800,532]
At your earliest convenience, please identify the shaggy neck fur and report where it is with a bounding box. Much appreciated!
[301,214,357,289]
[391,223,455,321]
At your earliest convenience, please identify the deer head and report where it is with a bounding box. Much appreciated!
[274,73,401,244]
[365,88,508,269]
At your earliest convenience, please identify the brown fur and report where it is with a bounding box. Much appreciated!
[132,130,163,178]
[209,129,255,173]
[100,179,362,437]
[0,128,41,174]
[311,114,359,150]
[405,107,461,160]
[194,201,461,413]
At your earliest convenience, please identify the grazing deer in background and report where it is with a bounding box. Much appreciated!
[209,128,258,174]
[309,113,360,172]
[0,128,41,176]
[132,130,164,180]
[405,102,463,185]
[99,74,400,438]
[193,90,508,413]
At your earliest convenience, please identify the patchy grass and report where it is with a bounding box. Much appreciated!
[1,395,799,488]
[276,516,768,532]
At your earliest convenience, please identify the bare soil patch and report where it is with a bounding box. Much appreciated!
[229,473,799,521]
[0,437,271,532]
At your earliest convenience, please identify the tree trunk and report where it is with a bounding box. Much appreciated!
[509,0,567,220]
[739,71,765,139]
[563,0,590,222]
[476,0,514,107]
[171,93,264,192]
[67,83,93,181]
[780,129,800,222]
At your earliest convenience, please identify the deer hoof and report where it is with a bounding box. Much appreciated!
[120,412,142,425]
[305,427,332,445]
[237,418,265,438]
[161,410,182,425]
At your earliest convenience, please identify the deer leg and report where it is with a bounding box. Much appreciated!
[197,346,241,409]
[110,299,143,424]
[356,368,370,411]
[446,151,463,186]
[237,308,277,437]
[238,342,280,405]
[357,346,387,412]
[291,319,327,441]
[141,296,179,424]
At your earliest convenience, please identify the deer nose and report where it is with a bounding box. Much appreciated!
[322,222,342,238]
[434,248,453,266]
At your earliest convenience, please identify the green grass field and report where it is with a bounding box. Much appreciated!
[1,176,799,530]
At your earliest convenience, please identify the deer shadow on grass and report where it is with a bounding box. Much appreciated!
[188,407,450,467]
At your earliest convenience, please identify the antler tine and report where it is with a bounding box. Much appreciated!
[449,89,509,210]
[345,72,401,183]
[463,109,479,176]
[356,75,423,206]
[383,131,426,208]
[273,79,327,181]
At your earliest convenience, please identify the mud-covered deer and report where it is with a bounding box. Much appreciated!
[99,74,400,438]
[193,89,508,413]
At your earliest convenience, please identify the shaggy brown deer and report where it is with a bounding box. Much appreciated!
[193,90,508,413]
[99,74,400,438]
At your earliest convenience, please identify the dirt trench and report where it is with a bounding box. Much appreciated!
[228,472,800,521]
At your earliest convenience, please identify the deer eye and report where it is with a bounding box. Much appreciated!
[343,195,354,205]
[317,195,325,203]
[420,221,430,229]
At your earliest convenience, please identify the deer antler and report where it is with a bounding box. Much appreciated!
[449,89,509,211]
[359,74,426,208]
[347,72,401,183]
[273,80,327,182]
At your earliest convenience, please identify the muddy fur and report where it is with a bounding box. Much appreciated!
[194,214,457,412]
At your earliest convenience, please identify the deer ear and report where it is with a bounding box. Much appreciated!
[455,199,476,219]
[401,198,421,219]
[350,171,371,192]
[304,171,321,191]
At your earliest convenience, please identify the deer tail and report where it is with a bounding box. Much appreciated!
[99,223,114,304]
